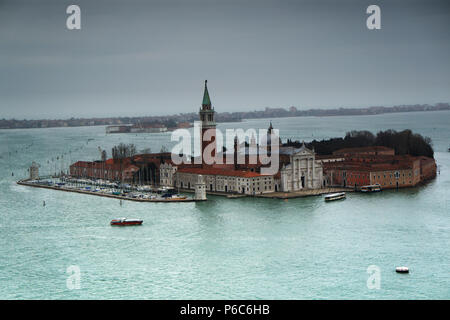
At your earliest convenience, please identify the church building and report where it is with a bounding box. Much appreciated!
[160,80,325,195]
[279,144,324,192]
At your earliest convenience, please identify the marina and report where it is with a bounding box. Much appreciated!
[16,178,204,203]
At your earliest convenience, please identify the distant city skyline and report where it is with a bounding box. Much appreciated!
[1,0,449,119]
[1,103,448,128]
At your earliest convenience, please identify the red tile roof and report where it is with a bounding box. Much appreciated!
[333,146,394,154]
[177,167,268,178]
[323,157,420,172]
[70,161,123,171]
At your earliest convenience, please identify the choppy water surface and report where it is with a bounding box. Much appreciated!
[0,111,449,299]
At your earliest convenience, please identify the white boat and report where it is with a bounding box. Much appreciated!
[324,192,346,202]
[396,266,409,273]
[171,194,187,200]
[360,184,382,193]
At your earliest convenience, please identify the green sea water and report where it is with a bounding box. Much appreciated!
[0,111,449,299]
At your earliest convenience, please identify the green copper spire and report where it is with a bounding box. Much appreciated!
[202,80,211,107]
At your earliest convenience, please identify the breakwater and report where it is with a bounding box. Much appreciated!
[16,179,205,203]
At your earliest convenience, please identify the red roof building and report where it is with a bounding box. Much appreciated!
[323,154,435,189]
[175,167,275,195]
[333,146,395,157]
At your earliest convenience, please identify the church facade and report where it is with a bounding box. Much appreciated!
[279,145,324,192]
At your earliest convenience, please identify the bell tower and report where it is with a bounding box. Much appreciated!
[267,121,274,156]
[199,80,216,166]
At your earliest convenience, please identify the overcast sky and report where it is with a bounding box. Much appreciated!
[1,0,449,119]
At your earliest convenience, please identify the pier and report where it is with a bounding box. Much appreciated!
[255,187,352,199]
[176,187,351,199]
[16,179,206,203]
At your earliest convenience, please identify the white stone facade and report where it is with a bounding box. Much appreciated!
[174,171,275,195]
[280,145,324,192]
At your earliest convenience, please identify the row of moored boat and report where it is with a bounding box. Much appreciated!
[324,184,382,202]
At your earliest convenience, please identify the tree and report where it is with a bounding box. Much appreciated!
[344,130,375,147]
[285,129,434,158]
[112,143,137,160]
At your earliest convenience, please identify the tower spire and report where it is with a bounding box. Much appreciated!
[202,80,211,108]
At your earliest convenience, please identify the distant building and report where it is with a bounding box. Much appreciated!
[106,123,168,134]
[106,125,132,134]
[130,123,167,133]
[176,122,192,129]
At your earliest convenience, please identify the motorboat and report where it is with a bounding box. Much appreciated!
[396,266,409,273]
[360,184,382,192]
[158,187,176,194]
[110,218,143,226]
[324,192,346,202]
[170,194,187,200]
